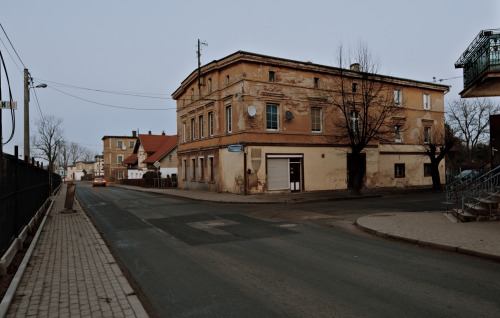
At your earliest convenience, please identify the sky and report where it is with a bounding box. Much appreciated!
[1,0,499,160]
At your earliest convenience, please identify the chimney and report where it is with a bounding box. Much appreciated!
[350,63,360,72]
[132,130,137,137]
[162,131,166,135]
[148,131,152,135]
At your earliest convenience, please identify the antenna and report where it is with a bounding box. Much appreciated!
[197,39,208,90]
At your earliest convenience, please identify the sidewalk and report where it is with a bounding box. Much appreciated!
[356,212,500,261]
[2,185,149,318]
[115,184,500,261]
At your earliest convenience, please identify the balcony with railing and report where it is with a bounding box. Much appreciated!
[455,29,500,98]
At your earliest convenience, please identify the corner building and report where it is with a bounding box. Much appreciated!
[172,51,449,194]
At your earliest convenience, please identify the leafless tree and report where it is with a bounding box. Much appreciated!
[447,98,500,159]
[80,147,95,161]
[422,123,457,189]
[68,142,80,165]
[327,43,404,194]
[32,115,64,174]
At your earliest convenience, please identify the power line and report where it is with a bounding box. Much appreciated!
[33,77,172,99]
[30,85,44,119]
[0,23,26,69]
[48,85,176,111]
[0,37,22,74]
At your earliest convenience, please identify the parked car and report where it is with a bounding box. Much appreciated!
[93,177,107,187]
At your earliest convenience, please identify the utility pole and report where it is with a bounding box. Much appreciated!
[24,68,29,160]
[197,39,207,90]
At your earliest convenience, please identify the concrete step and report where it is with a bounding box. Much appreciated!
[453,209,476,222]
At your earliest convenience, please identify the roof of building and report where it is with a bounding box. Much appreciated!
[122,153,138,165]
[140,134,177,163]
[172,50,450,98]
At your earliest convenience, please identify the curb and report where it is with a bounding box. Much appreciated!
[355,219,500,263]
[0,194,57,318]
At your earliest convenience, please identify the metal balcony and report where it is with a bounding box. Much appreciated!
[455,29,500,98]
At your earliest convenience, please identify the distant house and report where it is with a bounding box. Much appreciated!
[123,131,178,179]
[102,131,137,182]
[94,155,104,177]
[66,161,95,180]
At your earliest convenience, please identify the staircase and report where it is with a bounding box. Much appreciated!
[445,165,500,222]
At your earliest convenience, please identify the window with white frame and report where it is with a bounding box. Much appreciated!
[423,93,430,110]
[266,103,279,130]
[394,164,405,178]
[191,158,196,180]
[208,78,212,93]
[209,156,214,181]
[129,141,134,148]
[191,118,195,140]
[350,110,359,135]
[208,111,214,136]
[311,107,322,132]
[394,89,402,106]
[182,159,187,180]
[199,157,205,181]
[226,106,232,133]
[117,140,123,148]
[118,171,124,179]
[269,71,275,82]
[424,126,431,144]
[183,122,186,142]
[199,115,204,138]
[117,155,123,164]
[394,125,402,143]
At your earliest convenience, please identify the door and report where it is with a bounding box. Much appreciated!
[289,160,301,192]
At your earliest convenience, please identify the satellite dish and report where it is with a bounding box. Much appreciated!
[122,145,127,150]
[248,105,256,117]
[285,111,294,120]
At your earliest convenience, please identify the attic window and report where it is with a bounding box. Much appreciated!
[352,83,358,92]
[313,77,319,88]
[269,71,275,82]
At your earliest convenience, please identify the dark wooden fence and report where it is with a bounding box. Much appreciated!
[0,149,61,255]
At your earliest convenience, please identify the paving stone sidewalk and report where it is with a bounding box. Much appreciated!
[5,185,148,318]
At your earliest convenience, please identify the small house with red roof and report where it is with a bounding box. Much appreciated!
[123,131,178,179]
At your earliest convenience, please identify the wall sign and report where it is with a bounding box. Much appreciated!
[228,145,244,152]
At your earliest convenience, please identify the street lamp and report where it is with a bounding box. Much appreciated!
[24,68,46,160]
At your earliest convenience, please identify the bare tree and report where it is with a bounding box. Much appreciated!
[80,147,95,161]
[32,115,64,174]
[423,123,457,189]
[327,43,404,194]
[447,98,500,159]
[58,141,69,168]
[68,142,80,165]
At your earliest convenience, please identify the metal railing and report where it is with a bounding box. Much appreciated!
[0,150,61,255]
[455,29,500,88]
[445,165,500,215]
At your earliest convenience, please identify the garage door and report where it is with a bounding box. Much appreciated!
[267,158,289,190]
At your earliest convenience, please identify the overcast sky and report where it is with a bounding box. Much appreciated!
[1,0,499,159]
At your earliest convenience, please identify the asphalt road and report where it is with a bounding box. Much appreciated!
[76,183,500,318]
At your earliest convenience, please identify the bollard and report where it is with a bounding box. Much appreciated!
[62,183,76,213]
